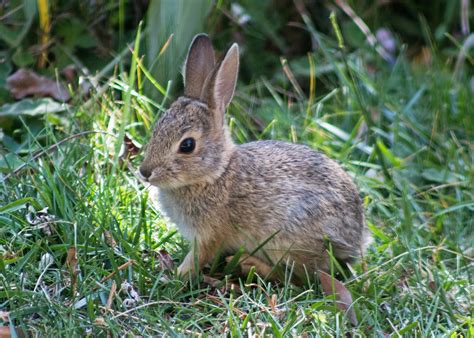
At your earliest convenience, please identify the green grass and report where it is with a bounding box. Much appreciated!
[1,10,473,338]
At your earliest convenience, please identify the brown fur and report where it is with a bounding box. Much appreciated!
[139,34,371,279]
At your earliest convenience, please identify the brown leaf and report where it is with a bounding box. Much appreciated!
[61,65,76,84]
[93,317,107,327]
[66,247,79,296]
[268,293,278,314]
[66,247,77,269]
[157,249,175,271]
[0,312,8,323]
[7,69,70,101]
[120,281,141,308]
[0,327,12,338]
[119,133,142,160]
[25,205,55,236]
[412,47,432,66]
[103,230,117,249]
[319,270,358,326]
[0,327,26,338]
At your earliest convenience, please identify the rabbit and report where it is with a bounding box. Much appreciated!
[139,33,371,280]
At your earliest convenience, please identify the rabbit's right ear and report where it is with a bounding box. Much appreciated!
[184,34,216,99]
[200,43,239,126]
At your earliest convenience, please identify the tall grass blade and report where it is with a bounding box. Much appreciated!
[145,0,213,100]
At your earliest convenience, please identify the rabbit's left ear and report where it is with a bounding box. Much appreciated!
[201,43,239,124]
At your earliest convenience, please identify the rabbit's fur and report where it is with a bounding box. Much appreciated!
[140,34,371,279]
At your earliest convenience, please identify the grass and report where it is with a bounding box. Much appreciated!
[1,10,473,337]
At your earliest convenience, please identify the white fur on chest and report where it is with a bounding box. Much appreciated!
[155,189,198,241]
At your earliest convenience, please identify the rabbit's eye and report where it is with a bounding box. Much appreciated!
[179,138,196,154]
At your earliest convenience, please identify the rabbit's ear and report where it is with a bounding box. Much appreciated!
[201,43,239,124]
[184,34,216,99]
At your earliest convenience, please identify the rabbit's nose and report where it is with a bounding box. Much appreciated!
[139,166,151,181]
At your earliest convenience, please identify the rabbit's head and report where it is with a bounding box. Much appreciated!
[139,34,239,188]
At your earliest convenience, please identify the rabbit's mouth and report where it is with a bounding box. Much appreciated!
[145,171,191,189]
[138,165,176,187]
[143,171,167,187]
[137,166,166,186]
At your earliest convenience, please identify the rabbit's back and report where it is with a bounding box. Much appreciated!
[225,140,367,267]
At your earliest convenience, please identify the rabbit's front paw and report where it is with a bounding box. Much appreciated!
[226,253,273,277]
[177,252,194,277]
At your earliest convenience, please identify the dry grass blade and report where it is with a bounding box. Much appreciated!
[281,57,305,100]
[334,0,392,62]
[159,33,174,57]
[106,281,117,310]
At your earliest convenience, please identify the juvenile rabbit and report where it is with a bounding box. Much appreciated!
[140,34,371,279]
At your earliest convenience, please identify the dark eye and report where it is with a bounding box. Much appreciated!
[179,138,196,154]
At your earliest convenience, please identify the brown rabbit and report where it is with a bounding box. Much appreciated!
[139,34,371,280]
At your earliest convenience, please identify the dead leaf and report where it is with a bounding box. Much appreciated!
[412,47,432,66]
[268,293,278,314]
[7,68,70,101]
[0,252,15,260]
[0,327,26,338]
[120,281,141,308]
[66,247,79,296]
[93,317,106,327]
[66,247,77,269]
[157,249,175,271]
[103,231,117,249]
[319,270,358,326]
[61,65,76,83]
[119,133,142,160]
[0,312,8,323]
[25,205,55,236]
[0,327,12,338]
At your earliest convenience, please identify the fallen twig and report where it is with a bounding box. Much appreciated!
[100,260,135,283]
